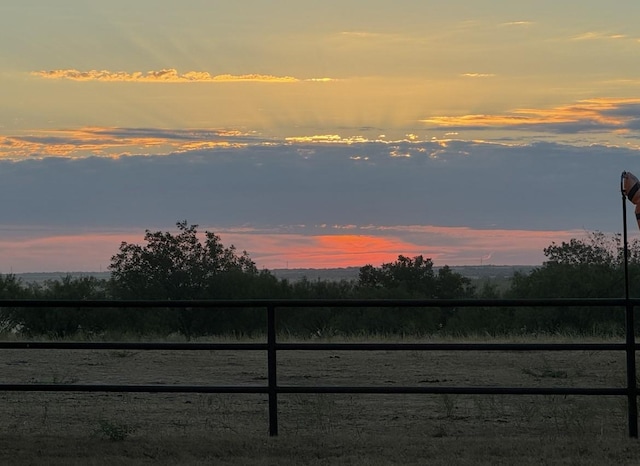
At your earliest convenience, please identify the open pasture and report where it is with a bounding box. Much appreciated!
[0,335,639,465]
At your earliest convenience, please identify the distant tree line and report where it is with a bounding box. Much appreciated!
[0,224,636,339]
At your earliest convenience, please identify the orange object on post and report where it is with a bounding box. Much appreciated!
[622,171,640,229]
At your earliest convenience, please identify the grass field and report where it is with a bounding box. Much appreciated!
[1,334,639,464]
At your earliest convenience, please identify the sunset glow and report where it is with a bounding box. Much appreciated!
[0,225,600,274]
[2,2,639,272]
[232,227,587,269]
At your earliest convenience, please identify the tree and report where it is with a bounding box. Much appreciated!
[0,274,31,332]
[543,232,621,267]
[0,274,28,299]
[435,265,475,299]
[506,231,633,333]
[356,255,475,333]
[357,255,474,298]
[358,255,437,297]
[109,221,258,300]
[509,232,627,299]
[2,275,110,338]
[109,221,263,338]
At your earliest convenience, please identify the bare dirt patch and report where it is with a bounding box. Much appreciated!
[0,336,639,464]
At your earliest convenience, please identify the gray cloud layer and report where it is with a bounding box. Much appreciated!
[0,139,632,233]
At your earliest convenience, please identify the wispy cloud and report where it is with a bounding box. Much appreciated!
[571,31,628,41]
[339,31,387,39]
[461,73,496,78]
[284,134,374,144]
[335,30,422,47]
[0,127,258,159]
[422,98,640,135]
[500,21,534,27]
[0,127,422,160]
[31,69,336,83]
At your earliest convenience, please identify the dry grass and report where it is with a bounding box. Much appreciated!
[0,334,639,464]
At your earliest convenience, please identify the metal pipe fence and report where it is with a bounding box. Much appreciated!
[0,298,637,437]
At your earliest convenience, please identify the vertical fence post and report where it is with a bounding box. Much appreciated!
[622,177,638,438]
[267,304,278,436]
[625,301,638,438]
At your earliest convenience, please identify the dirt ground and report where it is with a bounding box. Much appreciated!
[0,335,639,465]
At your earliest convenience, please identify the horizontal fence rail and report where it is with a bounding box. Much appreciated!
[0,298,637,437]
[0,297,635,307]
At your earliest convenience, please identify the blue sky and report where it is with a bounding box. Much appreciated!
[1,1,640,272]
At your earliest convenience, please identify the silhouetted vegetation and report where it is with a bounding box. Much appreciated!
[0,224,637,338]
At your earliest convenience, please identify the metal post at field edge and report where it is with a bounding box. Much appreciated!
[267,304,279,436]
[621,172,638,438]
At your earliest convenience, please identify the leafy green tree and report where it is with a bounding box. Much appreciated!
[358,255,437,297]
[543,232,620,266]
[506,231,633,333]
[3,276,110,338]
[509,232,627,299]
[356,255,475,333]
[435,265,475,299]
[110,220,257,300]
[357,255,474,299]
[0,274,32,332]
[108,221,265,338]
[278,277,356,336]
[0,274,28,299]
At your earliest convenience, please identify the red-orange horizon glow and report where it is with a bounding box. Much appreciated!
[218,226,592,269]
[0,232,141,274]
[0,226,610,274]
[245,234,430,269]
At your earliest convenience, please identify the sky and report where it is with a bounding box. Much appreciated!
[2,1,640,272]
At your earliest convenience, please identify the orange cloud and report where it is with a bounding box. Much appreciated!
[31,69,336,83]
[284,135,378,144]
[0,133,167,158]
[0,127,251,159]
[422,97,640,131]
[285,134,342,143]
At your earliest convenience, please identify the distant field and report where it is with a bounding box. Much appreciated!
[14,264,536,285]
[0,334,638,465]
